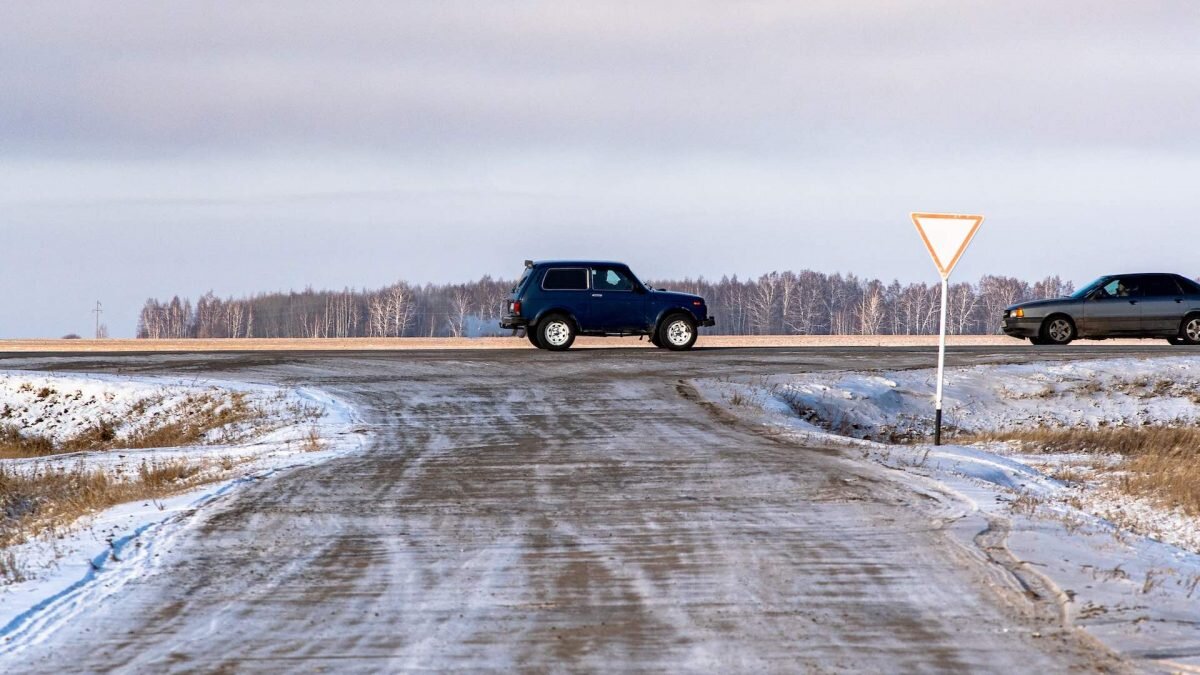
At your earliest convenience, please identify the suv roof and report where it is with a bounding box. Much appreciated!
[530,260,629,268]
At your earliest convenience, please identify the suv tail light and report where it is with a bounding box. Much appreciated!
[511,301,522,315]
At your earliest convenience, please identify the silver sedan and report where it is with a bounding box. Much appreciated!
[1003,273,1200,345]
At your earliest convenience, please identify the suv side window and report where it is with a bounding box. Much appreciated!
[591,267,635,292]
[1141,274,1183,297]
[542,268,588,291]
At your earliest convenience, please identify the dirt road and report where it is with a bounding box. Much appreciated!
[2,346,1156,672]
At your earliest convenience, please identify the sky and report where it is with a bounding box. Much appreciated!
[2,1,1198,337]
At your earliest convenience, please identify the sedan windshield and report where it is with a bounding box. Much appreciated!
[1071,276,1113,299]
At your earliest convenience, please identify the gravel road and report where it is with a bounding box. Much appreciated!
[2,345,1159,673]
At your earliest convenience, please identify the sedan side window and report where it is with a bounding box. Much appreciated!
[1141,275,1183,297]
[1095,278,1141,299]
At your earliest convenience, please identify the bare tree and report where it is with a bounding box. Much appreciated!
[446,287,472,337]
[135,269,1070,339]
[857,280,885,335]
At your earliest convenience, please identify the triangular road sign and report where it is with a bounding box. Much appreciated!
[911,212,984,279]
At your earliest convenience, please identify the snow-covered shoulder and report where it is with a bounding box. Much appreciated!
[0,370,368,656]
[693,357,1200,671]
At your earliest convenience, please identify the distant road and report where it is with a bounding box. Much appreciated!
[0,347,1148,672]
[0,334,1177,353]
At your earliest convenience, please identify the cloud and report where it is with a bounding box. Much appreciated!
[0,2,1198,337]
[2,1,1197,156]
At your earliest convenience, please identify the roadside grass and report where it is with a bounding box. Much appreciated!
[0,425,56,458]
[964,427,1200,516]
[0,390,274,460]
[0,381,328,584]
[0,458,233,554]
[0,550,25,584]
[122,392,260,449]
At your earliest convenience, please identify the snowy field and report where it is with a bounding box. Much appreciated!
[696,357,1200,668]
[0,371,367,654]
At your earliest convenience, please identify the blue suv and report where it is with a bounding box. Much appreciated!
[500,260,716,351]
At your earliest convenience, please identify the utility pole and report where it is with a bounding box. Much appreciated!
[93,301,104,339]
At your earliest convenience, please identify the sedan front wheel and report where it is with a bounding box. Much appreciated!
[1039,316,1076,346]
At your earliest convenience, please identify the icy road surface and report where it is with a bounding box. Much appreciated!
[0,346,1163,673]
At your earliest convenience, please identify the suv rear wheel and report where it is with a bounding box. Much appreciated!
[538,314,576,351]
[658,314,698,351]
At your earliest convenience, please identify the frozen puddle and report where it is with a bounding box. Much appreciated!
[0,371,368,656]
[696,357,1200,671]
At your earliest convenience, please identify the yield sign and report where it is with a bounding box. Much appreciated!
[911,212,984,279]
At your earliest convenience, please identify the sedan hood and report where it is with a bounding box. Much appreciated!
[1006,297,1076,312]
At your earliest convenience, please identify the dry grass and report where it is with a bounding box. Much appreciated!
[0,459,221,551]
[0,425,56,458]
[0,550,25,584]
[966,426,1200,516]
[124,392,261,448]
[0,391,266,460]
[0,383,315,583]
[301,426,323,452]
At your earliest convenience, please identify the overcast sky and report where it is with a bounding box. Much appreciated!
[2,1,1198,337]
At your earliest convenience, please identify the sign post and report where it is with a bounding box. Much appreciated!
[911,212,984,445]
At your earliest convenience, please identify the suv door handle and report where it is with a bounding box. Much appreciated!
[592,293,603,298]
[1177,298,1184,303]
[1129,300,1138,305]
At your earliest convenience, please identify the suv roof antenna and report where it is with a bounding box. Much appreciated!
[524,260,534,269]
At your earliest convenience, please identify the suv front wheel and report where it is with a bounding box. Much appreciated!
[538,314,577,351]
[658,314,698,351]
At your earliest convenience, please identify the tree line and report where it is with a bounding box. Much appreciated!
[137,271,1078,339]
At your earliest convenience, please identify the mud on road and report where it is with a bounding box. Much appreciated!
[1,346,1155,673]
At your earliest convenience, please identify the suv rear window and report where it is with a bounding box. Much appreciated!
[542,268,588,291]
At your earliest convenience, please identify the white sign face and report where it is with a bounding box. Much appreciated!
[911,212,984,279]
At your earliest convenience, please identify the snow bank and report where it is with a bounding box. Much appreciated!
[762,358,1200,441]
[0,371,368,653]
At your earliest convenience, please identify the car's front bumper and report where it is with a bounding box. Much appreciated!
[1002,317,1041,338]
